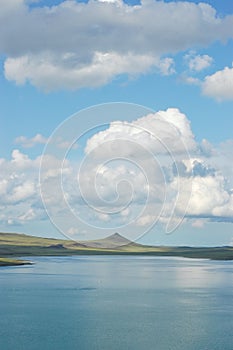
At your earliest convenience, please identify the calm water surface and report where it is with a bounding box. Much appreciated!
[0,256,233,350]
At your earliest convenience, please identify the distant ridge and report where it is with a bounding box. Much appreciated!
[1,231,233,265]
[82,232,140,249]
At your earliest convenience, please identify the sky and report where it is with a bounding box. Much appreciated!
[0,0,233,246]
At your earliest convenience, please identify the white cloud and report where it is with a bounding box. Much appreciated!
[4,52,156,91]
[14,133,78,150]
[182,75,200,86]
[82,109,233,228]
[212,191,233,218]
[1,0,233,90]
[15,133,48,148]
[67,227,80,236]
[0,150,39,204]
[191,219,206,228]
[185,53,213,72]
[1,111,233,233]
[136,214,155,227]
[157,57,176,76]
[11,149,37,169]
[97,0,123,5]
[85,108,197,156]
[186,175,229,216]
[202,65,233,100]
[8,181,36,203]
[18,208,37,222]
[0,149,72,226]
[0,150,42,226]
[169,158,233,222]
[78,162,150,212]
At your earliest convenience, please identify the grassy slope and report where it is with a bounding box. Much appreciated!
[0,232,233,265]
[0,257,32,267]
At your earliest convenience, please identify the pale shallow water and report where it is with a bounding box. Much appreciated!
[0,256,233,350]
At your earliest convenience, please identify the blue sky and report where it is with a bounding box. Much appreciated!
[1,0,233,246]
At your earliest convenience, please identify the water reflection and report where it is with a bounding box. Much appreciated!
[0,257,233,350]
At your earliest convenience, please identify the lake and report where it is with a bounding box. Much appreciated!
[0,256,233,350]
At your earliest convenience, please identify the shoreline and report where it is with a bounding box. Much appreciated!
[1,250,233,267]
[0,257,32,267]
[1,232,233,266]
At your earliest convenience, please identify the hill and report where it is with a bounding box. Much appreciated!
[0,231,233,265]
[81,232,141,249]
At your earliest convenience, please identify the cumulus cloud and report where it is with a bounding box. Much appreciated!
[11,149,37,169]
[4,52,157,91]
[184,174,229,216]
[0,149,40,226]
[0,149,72,226]
[157,57,176,76]
[1,0,233,90]
[15,133,48,148]
[83,110,233,227]
[202,65,233,100]
[1,110,233,233]
[85,108,197,156]
[182,75,200,86]
[136,214,155,227]
[0,150,39,190]
[169,158,233,222]
[15,133,78,150]
[78,161,151,210]
[185,52,213,72]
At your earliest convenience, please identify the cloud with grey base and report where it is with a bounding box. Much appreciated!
[1,109,233,229]
[1,0,233,91]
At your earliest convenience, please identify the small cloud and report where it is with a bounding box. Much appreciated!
[185,52,213,72]
[191,219,206,228]
[15,134,78,150]
[202,65,233,101]
[136,214,154,226]
[96,213,110,222]
[67,227,79,235]
[182,75,200,85]
[18,208,37,222]
[15,133,48,148]
[6,218,23,227]
[157,57,176,76]
[67,227,87,238]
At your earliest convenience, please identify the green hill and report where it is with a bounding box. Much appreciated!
[0,231,233,266]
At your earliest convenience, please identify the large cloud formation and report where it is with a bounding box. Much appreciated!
[2,108,232,234]
[85,108,197,155]
[1,0,233,91]
[82,108,233,227]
